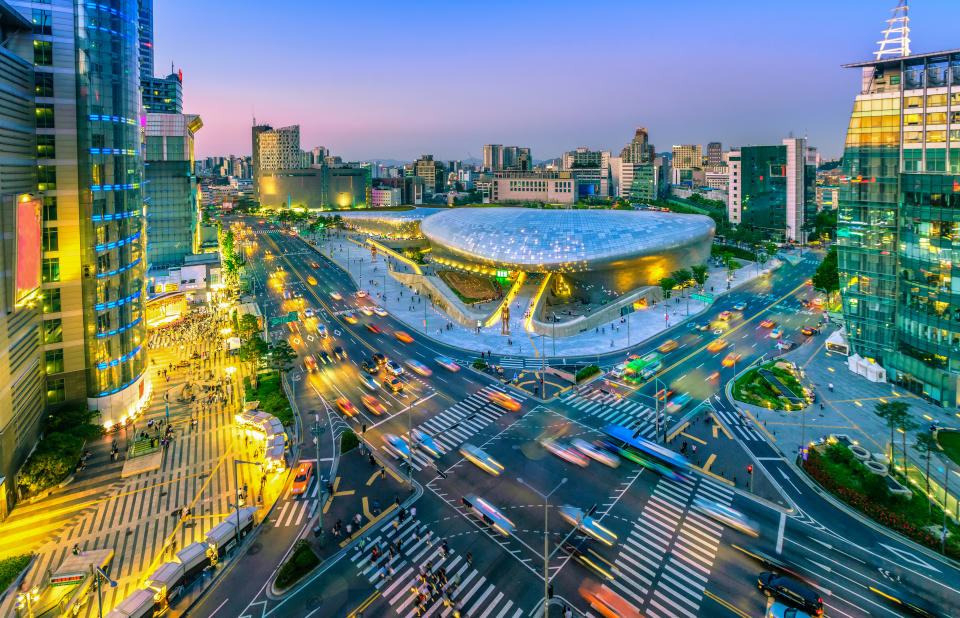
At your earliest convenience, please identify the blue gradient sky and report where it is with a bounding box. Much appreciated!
[154,1,960,161]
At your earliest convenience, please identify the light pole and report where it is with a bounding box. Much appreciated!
[517,477,566,618]
[94,566,117,618]
[551,312,557,357]
[541,334,546,400]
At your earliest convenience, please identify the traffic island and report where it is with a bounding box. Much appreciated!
[732,361,811,411]
[802,442,960,559]
[275,540,319,590]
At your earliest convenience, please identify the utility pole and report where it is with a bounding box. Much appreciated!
[517,477,566,618]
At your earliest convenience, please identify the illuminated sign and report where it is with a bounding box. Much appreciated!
[50,573,85,586]
[15,196,42,307]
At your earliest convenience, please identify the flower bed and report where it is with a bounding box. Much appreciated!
[733,365,805,411]
[804,443,960,559]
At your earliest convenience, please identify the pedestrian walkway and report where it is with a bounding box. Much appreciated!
[348,514,522,618]
[561,391,658,439]
[710,407,765,442]
[610,477,734,618]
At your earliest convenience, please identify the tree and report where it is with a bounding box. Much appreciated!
[691,264,709,291]
[763,242,778,256]
[268,340,297,374]
[874,401,912,473]
[239,335,268,367]
[237,313,260,341]
[658,276,676,319]
[671,269,692,297]
[812,247,839,294]
[914,432,941,518]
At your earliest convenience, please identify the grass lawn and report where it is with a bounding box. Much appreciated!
[244,372,293,425]
[732,363,804,411]
[938,430,960,468]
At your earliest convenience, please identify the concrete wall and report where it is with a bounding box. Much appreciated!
[529,285,662,338]
[390,271,494,329]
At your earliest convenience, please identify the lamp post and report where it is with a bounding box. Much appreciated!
[94,566,117,618]
[517,477,566,618]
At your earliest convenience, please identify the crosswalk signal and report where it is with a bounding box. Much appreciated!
[747,465,753,475]
[547,584,554,599]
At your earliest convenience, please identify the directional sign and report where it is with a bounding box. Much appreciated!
[692,293,714,303]
[268,310,300,326]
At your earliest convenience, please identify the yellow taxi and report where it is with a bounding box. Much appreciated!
[394,331,414,343]
[707,339,728,353]
[290,462,313,496]
[658,339,678,353]
[307,276,317,285]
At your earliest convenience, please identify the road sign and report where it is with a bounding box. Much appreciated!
[691,293,714,303]
[268,310,299,326]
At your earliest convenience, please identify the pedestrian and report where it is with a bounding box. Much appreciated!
[346,523,352,536]
[410,506,416,519]
[442,538,450,555]
[381,467,386,480]
[466,552,472,567]
[396,538,403,553]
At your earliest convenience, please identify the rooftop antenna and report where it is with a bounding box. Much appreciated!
[874,0,910,60]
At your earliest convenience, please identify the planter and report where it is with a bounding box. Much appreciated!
[849,445,870,461]
[872,451,890,465]
[884,475,913,498]
[864,460,888,476]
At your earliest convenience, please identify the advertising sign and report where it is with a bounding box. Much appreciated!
[15,197,42,306]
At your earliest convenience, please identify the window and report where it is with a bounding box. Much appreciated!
[37,165,56,190]
[37,134,55,159]
[927,112,947,125]
[42,288,60,313]
[43,318,62,344]
[927,149,946,172]
[36,104,54,128]
[904,131,923,143]
[35,72,53,97]
[46,378,65,403]
[42,257,59,283]
[33,40,52,66]
[42,226,58,251]
[927,130,947,143]
[45,349,63,374]
[927,93,947,107]
[32,9,51,34]
[42,196,57,222]
[903,114,922,127]
[905,96,923,108]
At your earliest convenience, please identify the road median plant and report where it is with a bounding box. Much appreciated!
[575,365,601,383]
[244,373,293,425]
[275,539,320,590]
[732,363,805,411]
[0,555,31,593]
[340,429,359,454]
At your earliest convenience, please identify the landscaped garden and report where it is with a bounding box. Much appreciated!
[244,373,293,425]
[0,555,31,594]
[732,361,807,411]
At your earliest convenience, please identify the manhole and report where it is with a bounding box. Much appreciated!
[248,542,262,555]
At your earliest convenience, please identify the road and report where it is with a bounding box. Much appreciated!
[193,220,958,618]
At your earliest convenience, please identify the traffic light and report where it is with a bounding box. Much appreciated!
[747,464,753,475]
[548,584,554,599]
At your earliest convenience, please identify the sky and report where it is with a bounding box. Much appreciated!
[154,0,960,162]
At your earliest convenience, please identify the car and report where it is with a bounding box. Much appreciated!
[317,323,327,338]
[359,306,373,316]
[770,329,784,339]
[719,310,732,321]
[361,359,379,374]
[434,356,460,372]
[361,394,386,415]
[707,339,729,353]
[461,494,515,536]
[330,292,342,300]
[360,374,379,390]
[542,439,589,467]
[571,438,620,468]
[372,352,386,366]
[664,393,692,413]
[373,306,388,317]
[407,360,433,376]
[696,322,711,331]
[383,433,410,459]
[310,262,320,268]
[356,290,368,298]
[760,319,777,328]
[290,462,313,496]
[801,327,818,336]
[307,276,317,285]
[561,540,616,580]
[693,498,759,536]
[366,323,382,334]
[459,444,504,476]
[805,279,813,286]
[283,289,292,300]
[558,505,618,546]
[333,346,346,360]
[767,603,812,618]
[303,308,314,318]
[658,339,678,353]
[411,428,443,457]
[609,363,628,379]
[395,331,414,343]
[654,388,672,401]
[731,545,807,582]
[386,360,404,376]
[579,581,642,618]
[707,370,721,382]
[757,572,823,616]
[383,376,404,392]
[733,302,747,311]
[335,397,358,417]
[487,390,521,411]
[319,350,333,365]
[722,352,741,367]
[343,312,358,324]
[304,355,318,372]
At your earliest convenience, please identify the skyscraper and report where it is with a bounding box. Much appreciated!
[620,127,655,164]
[251,122,272,200]
[482,145,530,171]
[137,0,153,79]
[837,45,960,406]
[671,144,703,170]
[707,142,723,167]
[414,154,444,193]
[142,72,183,114]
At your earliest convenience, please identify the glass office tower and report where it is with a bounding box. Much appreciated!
[838,50,960,406]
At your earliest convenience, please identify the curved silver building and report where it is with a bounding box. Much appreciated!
[338,208,444,239]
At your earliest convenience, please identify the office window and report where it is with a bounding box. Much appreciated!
[46,378,65,403]
[37,134,55,159]
[32,9,51,34]
[33,40,52,66]
[42,226,58,251]
[905,96,923,108]
[927,93,947,107]
[927,112,947,125]
[43,318,62,344]
[42,288,60,313]
[36,104,54,128]
[42,196,57,222]
[38,165,56,190]
[35,72,53,97]
[45,349,63,374]
[42,257,59,283]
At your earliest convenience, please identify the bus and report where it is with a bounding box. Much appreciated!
[600,423,690,481]
[623,353,661,382]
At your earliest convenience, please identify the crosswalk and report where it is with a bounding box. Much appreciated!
[496,356,526,369]
[561,391,658,439]
[348,514,522,618]
[272,475,320,528]
[384,386,524,472]
[711,407,764,442]
[605,477,734,618]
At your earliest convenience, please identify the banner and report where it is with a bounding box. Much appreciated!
[15,197,42,306]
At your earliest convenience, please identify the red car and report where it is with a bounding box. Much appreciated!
[366,323,382,334]
[335,397,358,417]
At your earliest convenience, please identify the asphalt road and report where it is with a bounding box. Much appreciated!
[189,220,959,618]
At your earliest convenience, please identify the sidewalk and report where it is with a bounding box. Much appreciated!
[308,232,772,359]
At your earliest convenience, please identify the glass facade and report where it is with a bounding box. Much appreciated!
[838,51,960,406]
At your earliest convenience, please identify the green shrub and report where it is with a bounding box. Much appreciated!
[275,540,319,589]
[340,430,359,454]
[575,365,601,382]
[0,555,31,593]
[18,403,102,494]
[472,358,487,370]
[245,372,293,425]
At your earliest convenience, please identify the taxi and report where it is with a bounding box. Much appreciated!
[304,355,318,372]
[487,391,521,411]
[459,444,504,476]
[658,339,678,353]
[383,376,404,392]
[361,394,386,415]
[707,339,729,353]
[343,312,358,324]
[335,397,358,417]
[719,310,732,321]
[360,306,374,316]
[330,291,342,300]
[394,331,414,343]
[373,306,388,317]
[760,319,777,329]
[356,290,368,298]
[290,462,313,497]
[722,352,742,367]
[307,276,317,285]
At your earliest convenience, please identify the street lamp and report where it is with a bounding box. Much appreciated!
[94,566,117,618]
[517,477,567,618]
[15,586,39,617]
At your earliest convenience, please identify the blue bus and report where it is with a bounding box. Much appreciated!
[600,424,690,481]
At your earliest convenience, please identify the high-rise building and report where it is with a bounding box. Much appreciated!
[142,72,183,114]
[12,0,150,425]
[137,0,153,79]
[561,148,611,197]
[414,154,444,193]
[482,145,530,171]
[482,144,501,171]
[0,2,42,519]
[837,45,960,406]
[707,142,723,166]
[257,125,301,172]
[671,144,703,170]
[251,123,272,200]
[620,127,655,164]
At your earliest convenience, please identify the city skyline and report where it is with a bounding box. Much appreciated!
[155,0,960,160]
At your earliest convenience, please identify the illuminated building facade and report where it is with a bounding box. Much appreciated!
[838,48,960,406]
[671,144,703,170]
[142,73,183,114]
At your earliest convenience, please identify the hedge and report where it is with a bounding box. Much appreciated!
[244,372,293,425]
[472,359,487,370]
[275,540,319,589]
[712,245,758,262]
[340,430,359,454]
[575,365,601,382]
[0,555,31,595]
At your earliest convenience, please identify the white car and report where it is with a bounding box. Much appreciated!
[541,439,589,467]
[609,363,628,379]
[692,498,759,537]
[360,375,378,390]
[386,360,404,376]
[769,329,784,340]
[303,308,314,318]
[373,306,388,317]
[571,438,619,468]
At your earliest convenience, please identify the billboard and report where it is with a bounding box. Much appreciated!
[15,197,42,306]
